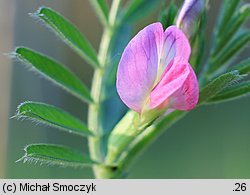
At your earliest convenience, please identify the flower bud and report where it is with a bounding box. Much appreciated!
[176,0,206,37]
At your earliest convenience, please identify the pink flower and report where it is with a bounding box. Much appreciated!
[116,22,199,113]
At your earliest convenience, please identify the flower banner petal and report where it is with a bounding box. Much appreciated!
[157,26,191,76]
[117,23,164,112]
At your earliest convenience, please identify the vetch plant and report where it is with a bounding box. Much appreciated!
[10,0,250,178]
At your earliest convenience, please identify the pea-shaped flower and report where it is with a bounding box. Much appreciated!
[116,23,199,113]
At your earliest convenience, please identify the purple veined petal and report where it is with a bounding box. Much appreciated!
[116,22,164,113]
[150,57,199,110]
[157,26,191,79]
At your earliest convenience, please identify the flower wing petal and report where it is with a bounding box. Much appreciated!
[169,63,199,110]
[116,22,164,112]
[150,58,199,110]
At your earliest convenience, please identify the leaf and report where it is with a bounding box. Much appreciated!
[123,0,162,22]
[217,0,240,35]
[14,47,92,103]
[232,58,250,74]
[209,31,250,73]
[102,23,132,131]
[18,144,97,167]
[15,101,93,137]
[89,0,109,26]
[214,4,250,55]
[158,0,178,30]
[32,7,99,68]
[199,70,243,104]
[104,24,132,93]
[190,10,207,73]
[207,81,250,104]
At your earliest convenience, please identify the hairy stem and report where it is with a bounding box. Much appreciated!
[88,0,122,179]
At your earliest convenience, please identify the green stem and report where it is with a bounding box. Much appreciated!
[105,108,165,165]
[114,111,186,175]
[88,0,122,179]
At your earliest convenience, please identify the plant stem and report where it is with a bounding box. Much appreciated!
[112,111,187,176]
[88,0,122,179]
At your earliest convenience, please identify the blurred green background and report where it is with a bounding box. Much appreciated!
[0,0,249,178]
